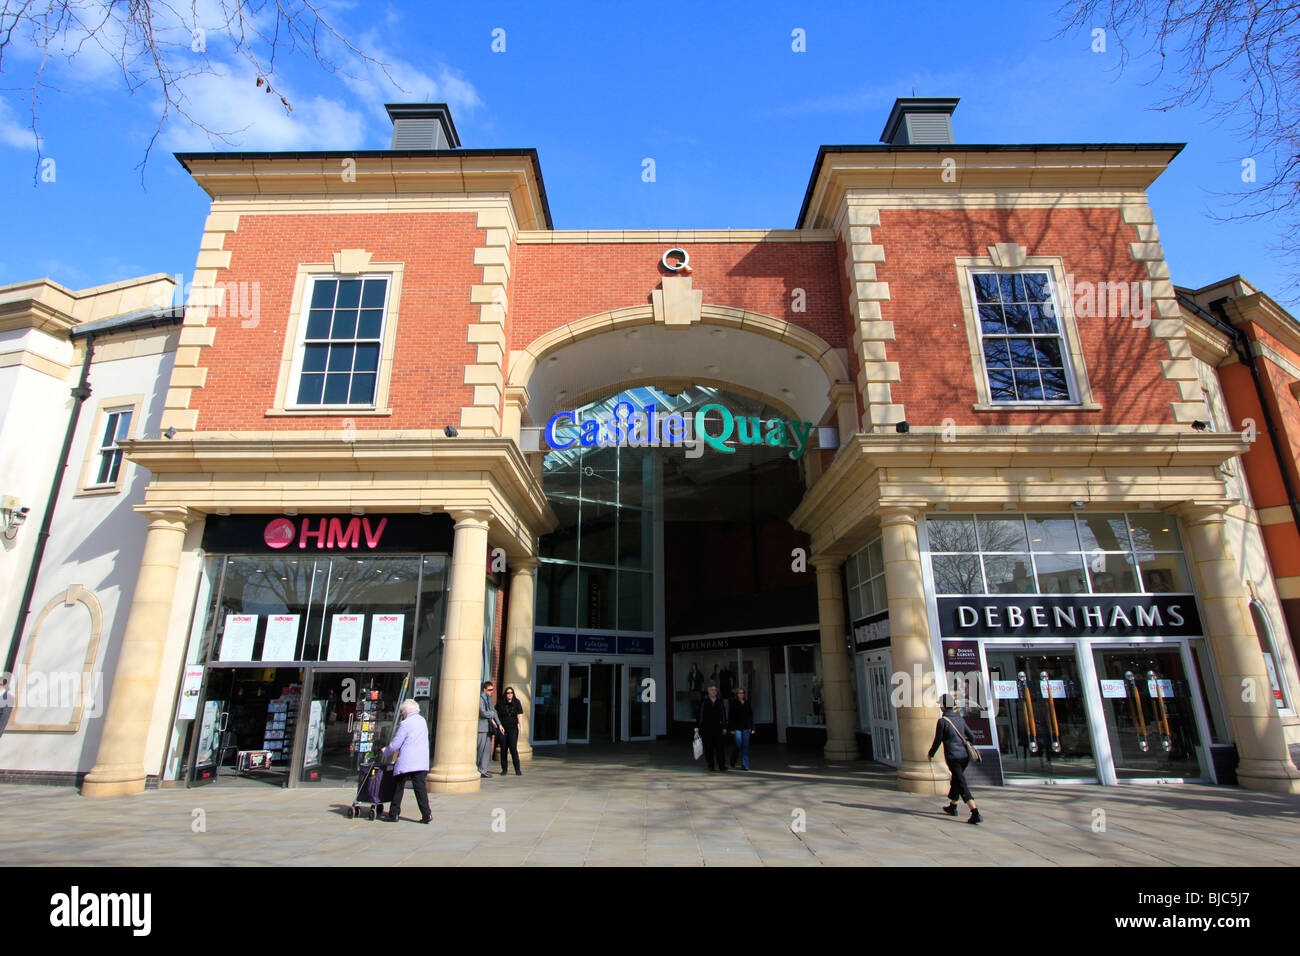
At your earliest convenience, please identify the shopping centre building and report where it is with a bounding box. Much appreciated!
[2,97,1299,796]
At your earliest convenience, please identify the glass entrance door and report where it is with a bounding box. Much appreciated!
[187,667,303,787]
[298,671,410,785]
[1093,647,1207,780]
[533,664,563,743]
[986,649,1097,782]
[567,663,590,742]
[590,663,615,742]
[628,664,653,740]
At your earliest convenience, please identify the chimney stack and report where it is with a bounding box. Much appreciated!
[879,97,959,145]
[385,103,461,150]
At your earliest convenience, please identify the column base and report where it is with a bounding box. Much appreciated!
[1236,759,1300,794]
[81,766,147,797]
[897,760,947,795]
[426,766,482,794]
[823,740,858,761]
[516,745,534,761]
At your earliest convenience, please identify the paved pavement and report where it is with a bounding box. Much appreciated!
[3,743,1299,866]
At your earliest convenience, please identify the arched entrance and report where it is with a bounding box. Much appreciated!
[509,309,857,756]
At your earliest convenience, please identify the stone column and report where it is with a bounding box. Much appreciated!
[503,557,538,760]
[812,556,858,760]
[879,505,945,794]
[83,508,190,797]
[1179,504,1300,793]
[428,510,491,793]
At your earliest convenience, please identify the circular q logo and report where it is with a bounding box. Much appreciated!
[661,247,691,273]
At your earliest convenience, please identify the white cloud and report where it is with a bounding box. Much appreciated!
[161,64,367,151]
[0,97,40,151]
[339,31,484,130]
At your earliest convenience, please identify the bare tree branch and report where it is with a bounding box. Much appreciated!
[1056,1,1300,303]
[0,0,410,180]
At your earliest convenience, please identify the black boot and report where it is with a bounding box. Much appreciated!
[968,808,982,825]
[942,803,958,816]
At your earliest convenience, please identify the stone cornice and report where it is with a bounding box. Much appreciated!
[177,153,549,229]
[790,430,1248,545]
[122,436,556,545]
[1225,293,1300,356]
[801,146,1180,229]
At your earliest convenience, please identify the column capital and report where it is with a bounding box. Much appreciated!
[810,554,846,572]
[132,505,193,528]
[1175,502,1229,526]
[510,556,540,573]
[877,501,927,526]
[449,508,492,531]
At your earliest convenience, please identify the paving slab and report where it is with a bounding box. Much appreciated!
[2,741,1298,866]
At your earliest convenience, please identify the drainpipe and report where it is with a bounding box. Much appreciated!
[1209,297,1300,536]
[0,334,96,737]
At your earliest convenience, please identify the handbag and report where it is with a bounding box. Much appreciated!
[691,731,704,761]
[943,715,981,763]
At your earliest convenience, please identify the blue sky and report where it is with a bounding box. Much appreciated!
[0,1,1291,305]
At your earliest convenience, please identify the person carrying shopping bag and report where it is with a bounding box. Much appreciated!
[694,683,729,772]
[928,694,982,825]
[380,699,432,824]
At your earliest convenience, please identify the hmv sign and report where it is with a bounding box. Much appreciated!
[937,594,1202,640]
[202,513,453,555]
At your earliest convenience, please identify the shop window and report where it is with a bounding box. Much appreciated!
[293,276,389,407]
[77,396,143,495]
[845,536,886,621]
[786,643,824,728]
[1250,601,1292,712]
[927,512,1194,597]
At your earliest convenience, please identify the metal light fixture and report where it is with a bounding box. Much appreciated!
[1191,420,1208,431]
[895,420,910,434]
[1,497,30,540]
[443,425,458,438]
[163,426,178,439]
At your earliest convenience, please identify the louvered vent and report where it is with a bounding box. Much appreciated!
[393,118,447,149]
[385,104,461,149]
[879,98,959,145]
[904,113,953,145]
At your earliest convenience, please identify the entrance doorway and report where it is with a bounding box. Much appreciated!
[1092,646,1208,781]
[187,666,411,788]
[298,671,410,786]
[533,660,642,744]
[986,649,1098,783]
[190,667,303,787]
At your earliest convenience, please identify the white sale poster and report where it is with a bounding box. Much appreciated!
[1099,679,1128,699]
[327,613,364,661]
[261,614,300,661]
[177,666,206,720]
[368,614,404,660]
[218,614,257,661]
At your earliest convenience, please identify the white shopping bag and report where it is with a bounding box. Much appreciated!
[692,732,704,761]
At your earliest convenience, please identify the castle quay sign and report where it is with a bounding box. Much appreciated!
[544,400,817,460]
[937,594,1202,640]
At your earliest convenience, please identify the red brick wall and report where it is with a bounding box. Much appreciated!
[193,212,484,430]
[873,207,1181,426]
[508,242,849,352]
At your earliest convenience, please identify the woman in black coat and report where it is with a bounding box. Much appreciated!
[497,686,524,775]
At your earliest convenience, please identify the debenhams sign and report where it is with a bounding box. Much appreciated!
[936,594,1202,639]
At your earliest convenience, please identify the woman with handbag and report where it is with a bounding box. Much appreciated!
[927,694,982,825]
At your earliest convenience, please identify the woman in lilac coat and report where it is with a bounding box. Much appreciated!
[381,699,431,823]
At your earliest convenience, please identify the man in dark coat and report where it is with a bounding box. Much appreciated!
[695,683,729,772]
